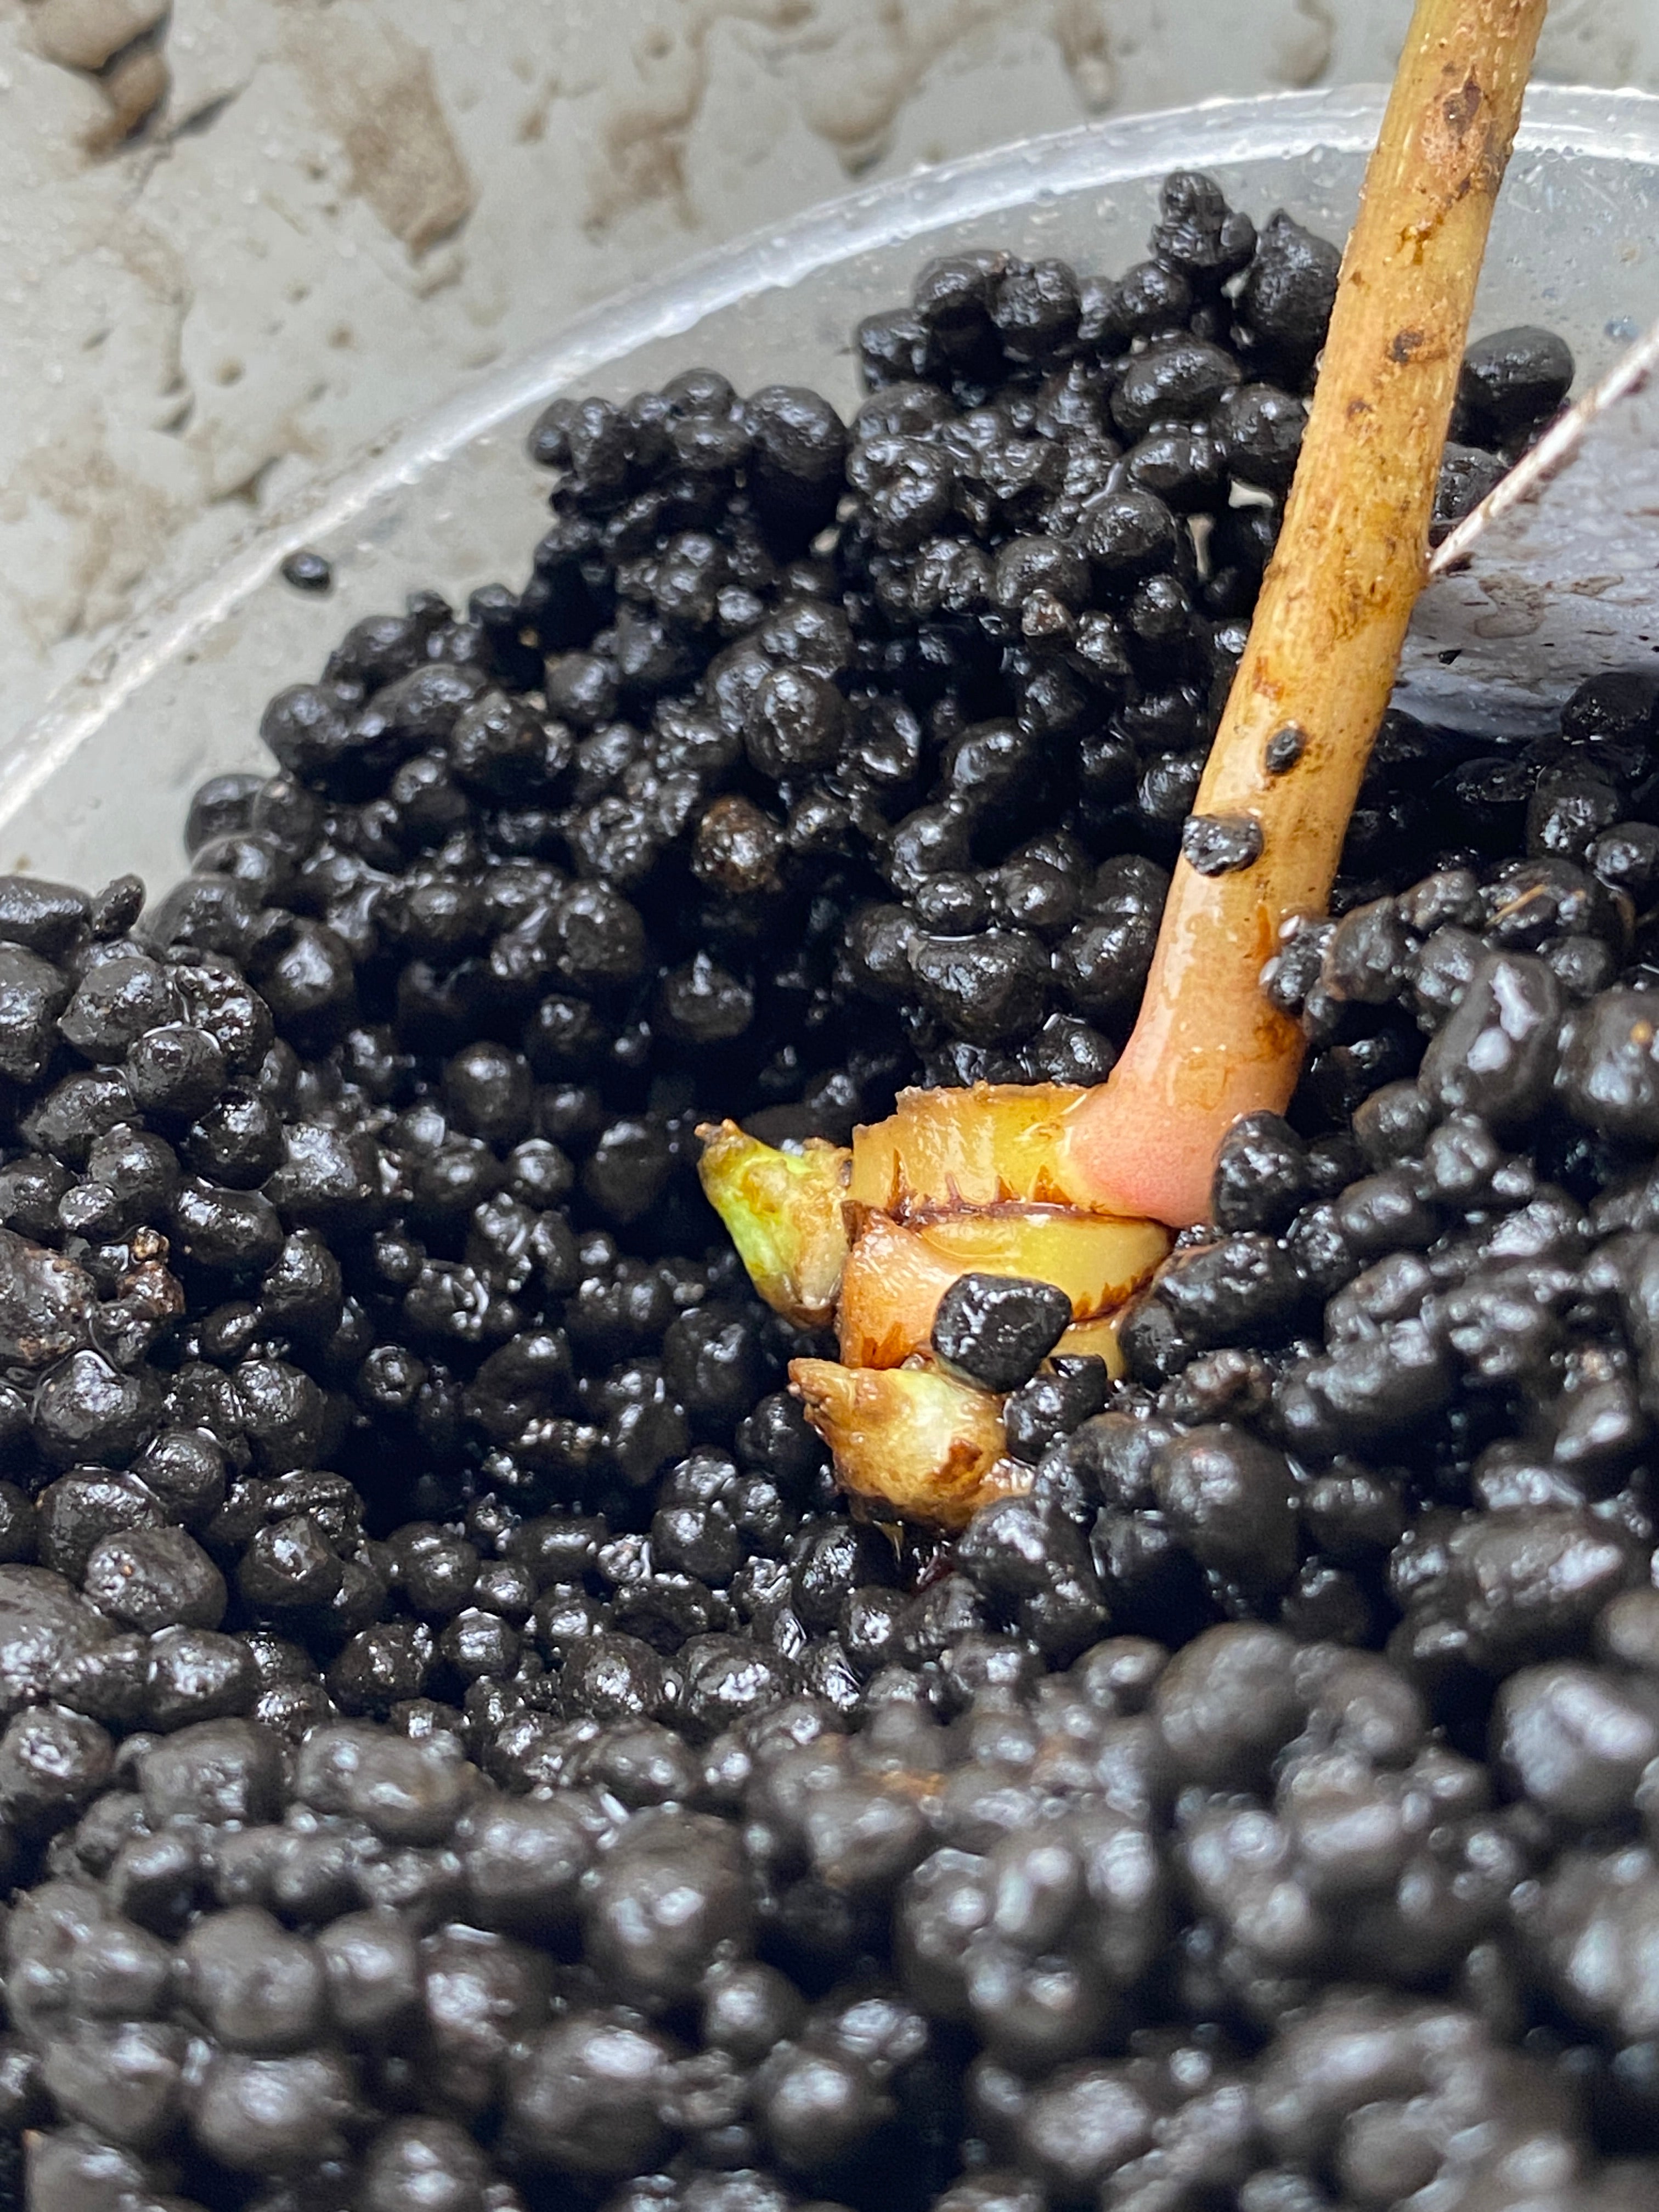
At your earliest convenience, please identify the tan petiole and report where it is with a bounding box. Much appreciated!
[702,0,1550,1525]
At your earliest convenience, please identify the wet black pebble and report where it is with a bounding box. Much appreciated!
[1458,324,1573,439]
[279,549,334,595]
[931,1274,1073,1392]
[0,175,1650,2212]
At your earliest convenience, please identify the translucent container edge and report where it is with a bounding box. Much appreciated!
[8,80,1659,872]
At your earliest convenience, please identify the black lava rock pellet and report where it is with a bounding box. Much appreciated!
[2,170,1656,2212]
[278,549,334,595]
[930,1273,1073,1392]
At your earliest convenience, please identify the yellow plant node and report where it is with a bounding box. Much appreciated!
[838,1207,1169,1369]
[848,1083,1101,1215]
[916,1209,1171,1310]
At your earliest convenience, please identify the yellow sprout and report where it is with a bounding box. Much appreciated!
[696,1122,850,1328]
[789,1358,1024,1530]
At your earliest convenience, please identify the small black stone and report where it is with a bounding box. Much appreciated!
[1458,324,1573,437]
[0,181,1639,2212]
[279,549,334,594]
[1181,812,1264,875]
[931,1273,1073,1393]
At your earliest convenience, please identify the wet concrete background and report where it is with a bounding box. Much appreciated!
[1,0,1651,745]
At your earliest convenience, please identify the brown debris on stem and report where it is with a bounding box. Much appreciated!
[1066,0,1549,1228]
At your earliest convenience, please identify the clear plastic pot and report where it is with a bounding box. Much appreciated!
[7,83,1659,890]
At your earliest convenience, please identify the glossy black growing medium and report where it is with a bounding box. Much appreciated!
[1,167,1656,2212]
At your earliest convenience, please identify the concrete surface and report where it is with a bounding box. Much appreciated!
[2,0,1655,741]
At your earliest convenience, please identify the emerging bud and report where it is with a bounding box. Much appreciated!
[789,1357,1023,1528]
[697,1123,850,1327]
